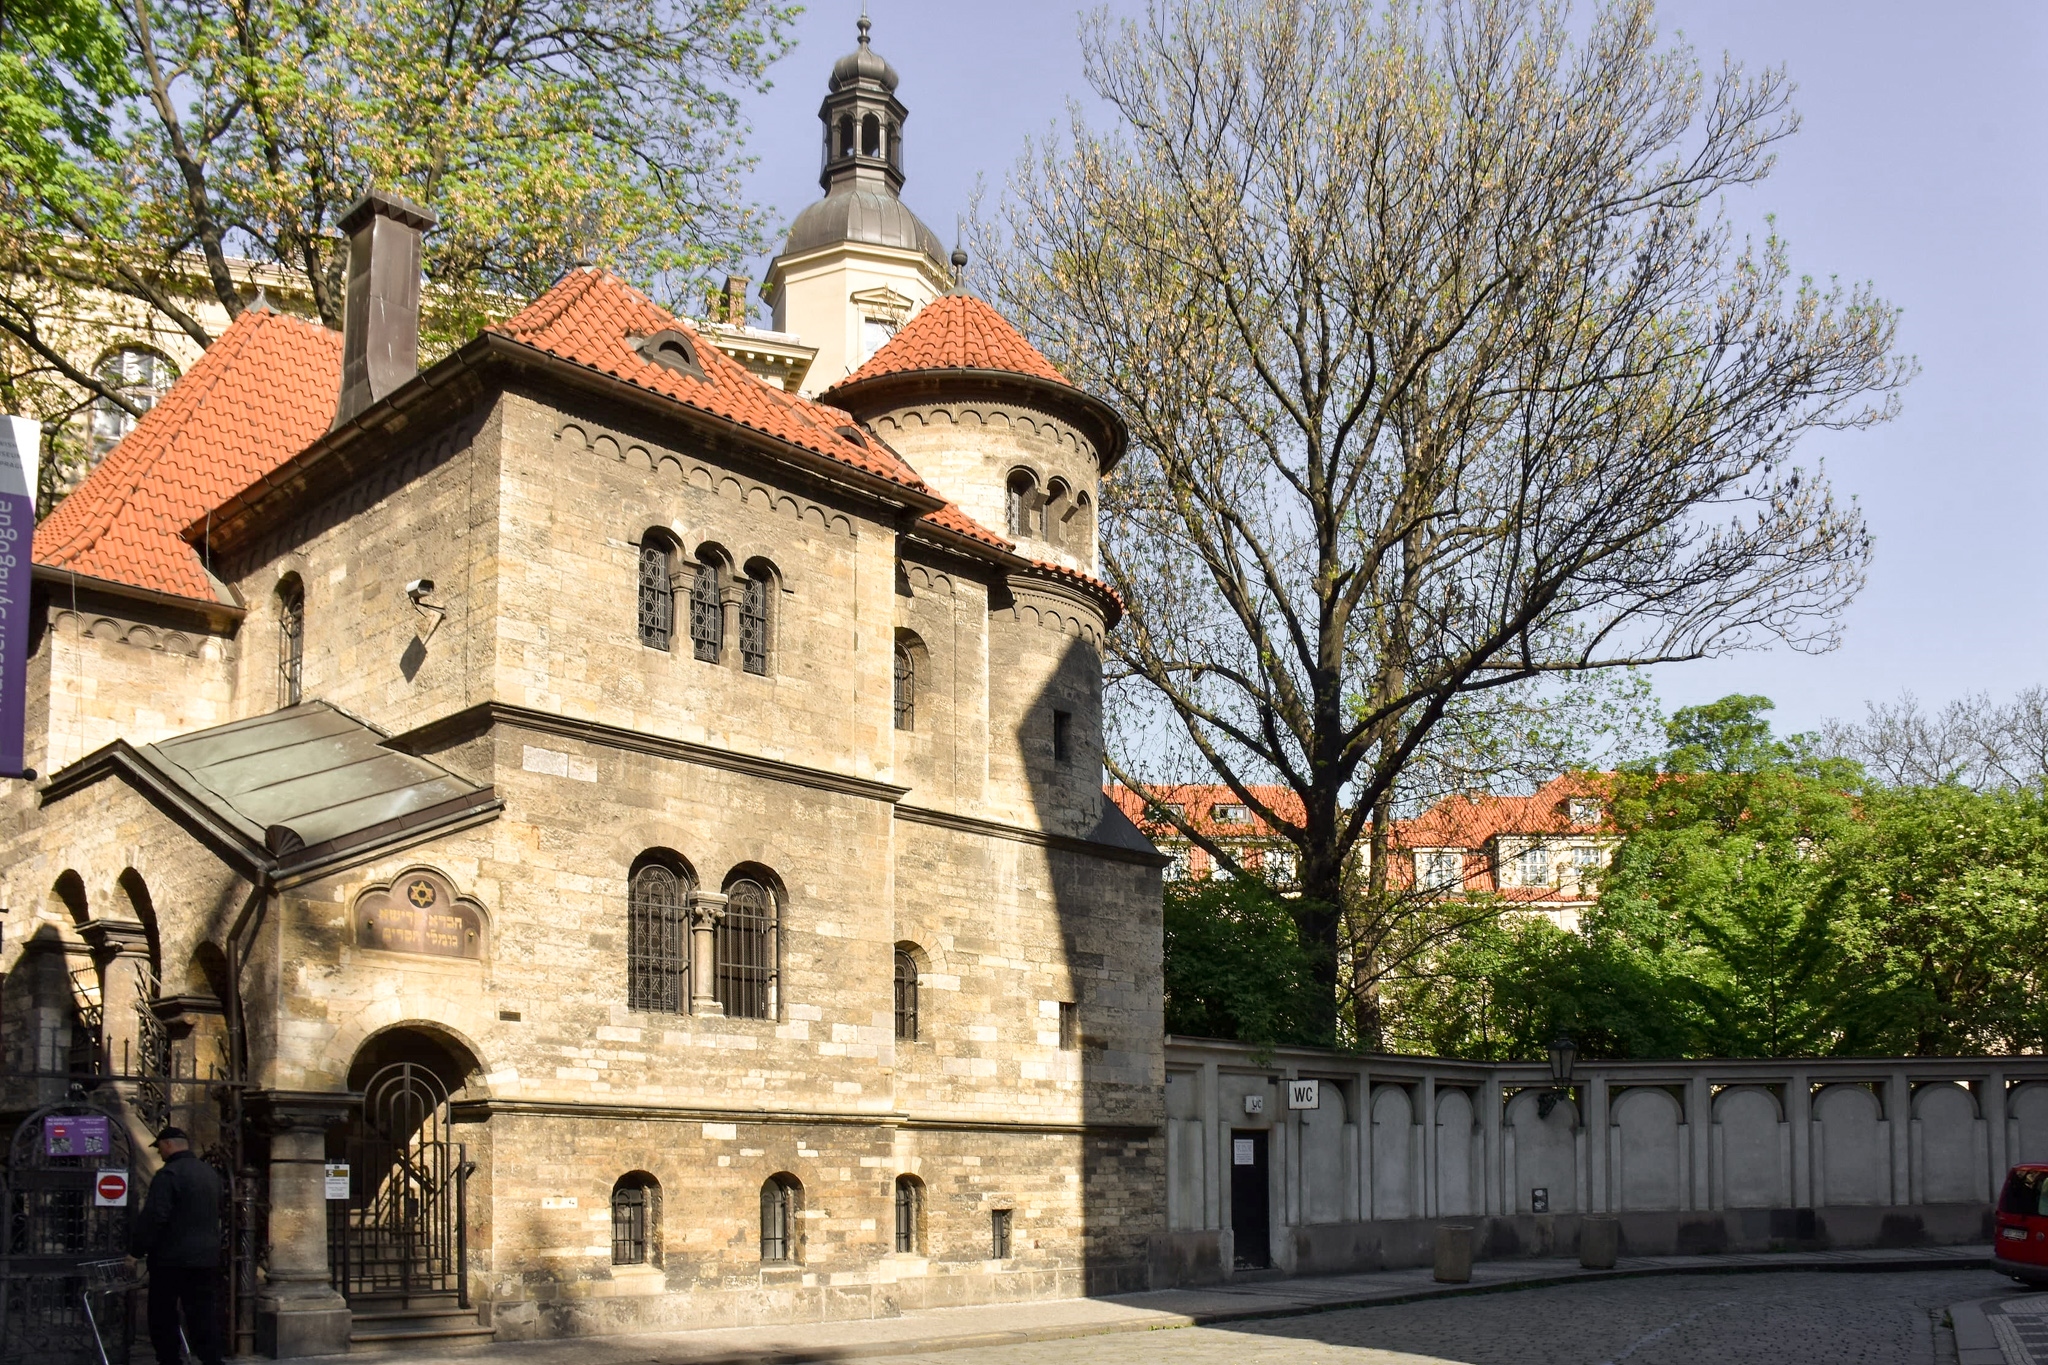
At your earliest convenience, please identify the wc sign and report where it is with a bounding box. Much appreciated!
[1286,1079,1321,1110]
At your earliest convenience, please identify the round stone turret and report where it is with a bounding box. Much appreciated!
[824,293,1127,580]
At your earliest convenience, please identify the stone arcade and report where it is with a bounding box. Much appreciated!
[3,24,1167,1355]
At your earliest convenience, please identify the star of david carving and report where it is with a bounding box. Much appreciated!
[407,879,437,908]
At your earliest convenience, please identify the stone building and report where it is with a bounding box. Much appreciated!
[2,23,1166,1356]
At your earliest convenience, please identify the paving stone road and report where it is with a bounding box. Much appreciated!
[851,1270,2021,1365]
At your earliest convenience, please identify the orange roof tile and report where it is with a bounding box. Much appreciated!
[1395,773,1613,849]
[1110,782,1306,838]
[488,270,928,491]
[836,293,1069,388]
[918,499,1011,550]
[34,309,342,602]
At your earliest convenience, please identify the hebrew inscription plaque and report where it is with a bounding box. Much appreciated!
[354,869,484,959]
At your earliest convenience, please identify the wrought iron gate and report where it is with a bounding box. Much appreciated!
[0,1101,137,1365]
[328,1063,470,1306]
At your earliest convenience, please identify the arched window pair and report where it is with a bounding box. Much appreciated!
[638,536,772,674]
[627,856,782,1020]
[1006,471,1093,547]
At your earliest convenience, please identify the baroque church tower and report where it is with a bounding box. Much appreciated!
[765,16,954,395]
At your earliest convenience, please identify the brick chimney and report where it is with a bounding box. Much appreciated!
[332,189,437,429]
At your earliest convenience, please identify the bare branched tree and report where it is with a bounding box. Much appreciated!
[1821,688,2048,791]
[981,0,1912,1041]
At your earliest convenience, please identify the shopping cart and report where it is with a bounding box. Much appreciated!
[77,1257,143,1365]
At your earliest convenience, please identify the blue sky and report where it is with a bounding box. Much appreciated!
[737,1,2047,737]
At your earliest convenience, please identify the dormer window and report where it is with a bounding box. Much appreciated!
[637,329,706,381]
[1569,797,1602,826]
[1211,804,1250,826]
[1416,850,1464,892]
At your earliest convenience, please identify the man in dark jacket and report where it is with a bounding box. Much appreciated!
[129,1126,225,1365]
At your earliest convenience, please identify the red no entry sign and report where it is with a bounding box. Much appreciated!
[94,1170,129,1207]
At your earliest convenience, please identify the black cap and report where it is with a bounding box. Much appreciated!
[152,1126,189,1145]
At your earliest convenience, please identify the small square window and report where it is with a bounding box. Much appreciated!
[1058,1001,1078,1051]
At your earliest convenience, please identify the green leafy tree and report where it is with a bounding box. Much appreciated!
[1163,876,1324,1047]
[2,0,796,479]
[1827,784,2048,1054]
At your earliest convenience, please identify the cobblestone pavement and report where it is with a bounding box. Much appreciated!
[852,1270,2018,1365]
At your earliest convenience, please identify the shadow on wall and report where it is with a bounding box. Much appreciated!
[1013,626,1169,1297]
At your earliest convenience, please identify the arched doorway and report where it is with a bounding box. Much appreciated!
[328,1028,481,1310]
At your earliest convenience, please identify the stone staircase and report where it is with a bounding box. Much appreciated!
[346,1290,495,1354]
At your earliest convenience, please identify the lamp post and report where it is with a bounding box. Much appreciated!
[1537,1033,1576,1119]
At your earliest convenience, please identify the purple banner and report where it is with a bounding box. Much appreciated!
[0,416,40,779]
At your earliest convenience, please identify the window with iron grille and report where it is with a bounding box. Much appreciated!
[990,1208,1012,1259]
[717,878,777,1019]
[893,643,915,731]
[894,1175,924,1254]
[277,577,305,707]
[740,573,770,674]
[760,1174,801,1262]
[611,1174,658,1265]
[1006,470,1036,537]
[628,864,688,1013]
[894,948,919,1041]
[637,541,674,650]
[690,559,723,662]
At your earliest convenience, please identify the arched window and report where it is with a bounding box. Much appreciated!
[739,566,771,675]
[637,538,674,650]
[894,947,919,1041]
[690,556,724,662]
[861,112,882,157]
[276,575,305,708]
[1005,470,1037,538]
[612,1172,659,1265]
[760,1173,802,1262]
[628,860,689,1013]
[893,641,915,731]
[717,876,778,1019]
[90,347,177,457]
[894,1174,924,1254]
[1045,479,1071,546]
[1073,491,1095,548]
[837,115,855,158]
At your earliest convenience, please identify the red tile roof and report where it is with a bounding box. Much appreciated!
[1396,773,1613,849]
[836,293,1070,388]
[1110,782,1306,838]
[33,308,342,602]
[41,269,1094,605]
[489,269,929,490]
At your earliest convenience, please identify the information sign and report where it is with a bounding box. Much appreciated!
[45,1114,110,1157]
[94,1170,129,1207]
[1232,1138,1255,1166]
[325,1163,351,1200]
[1287,1079,1321,1110]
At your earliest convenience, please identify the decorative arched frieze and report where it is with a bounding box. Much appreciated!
[556,419,857,538]
[868,404,1092,460]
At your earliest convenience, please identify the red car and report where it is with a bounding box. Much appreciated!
[1997,1164,2048,1285]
